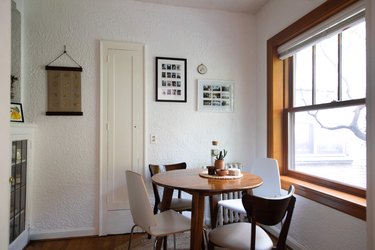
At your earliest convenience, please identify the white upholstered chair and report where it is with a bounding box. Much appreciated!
[217,158,282,222]
[126,170,191,250]
[209,185,296,250]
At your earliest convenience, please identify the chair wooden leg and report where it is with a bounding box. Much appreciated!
[153,237,167,250]
[207,240,215,250]
[163,236,167,250]
[173,234,176,250]
[201,230,207,250]
[153,205,158,215]
[154,236,163,250]
[153,237,159,250]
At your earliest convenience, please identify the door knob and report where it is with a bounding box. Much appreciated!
[9,176,15,185]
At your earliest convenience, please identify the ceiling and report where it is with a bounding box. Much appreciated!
[132,0,269,14]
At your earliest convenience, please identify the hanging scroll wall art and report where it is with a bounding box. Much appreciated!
[45,46,83,116]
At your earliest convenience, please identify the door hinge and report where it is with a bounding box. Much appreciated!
[106,123,110,131]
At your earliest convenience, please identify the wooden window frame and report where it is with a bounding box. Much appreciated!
[267,0,366,220]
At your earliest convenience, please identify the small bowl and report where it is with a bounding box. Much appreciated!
[228,169,241,176]
[216,169,229,176]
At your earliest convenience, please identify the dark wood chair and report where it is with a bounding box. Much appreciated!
[149,162,192,214]
[208,185,296,250]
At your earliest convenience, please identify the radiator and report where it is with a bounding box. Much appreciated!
[216,162,246,226]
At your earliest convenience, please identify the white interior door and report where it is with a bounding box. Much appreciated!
[100,41,144,235]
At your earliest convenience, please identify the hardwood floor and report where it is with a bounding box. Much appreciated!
[25,233,145,250]
[25,231,292,250]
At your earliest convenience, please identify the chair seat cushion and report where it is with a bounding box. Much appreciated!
[157,198,192,212]
[209,222,273,250]
[218,199,246,214]
[150,210,191,237]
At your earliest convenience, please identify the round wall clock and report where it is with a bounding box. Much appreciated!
[197,64,207,74]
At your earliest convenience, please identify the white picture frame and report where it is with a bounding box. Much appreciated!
[197,80,234,112]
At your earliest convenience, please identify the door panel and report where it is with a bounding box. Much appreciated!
[107,49,133,210]
[100,41,144,235]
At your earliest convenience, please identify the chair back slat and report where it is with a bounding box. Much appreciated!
[277,189,296,250]
[149,162,187,213]
[242,185,296,249]
[126,171,156,232]
[149,162,187,177]
[242,185,295,225]
[149,165,165,205]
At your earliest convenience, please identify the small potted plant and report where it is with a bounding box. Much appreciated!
[214,149,227,170]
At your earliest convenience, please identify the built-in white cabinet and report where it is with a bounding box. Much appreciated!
[9,124,35,250]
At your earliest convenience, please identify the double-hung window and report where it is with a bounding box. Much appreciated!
[267,0,366,219]
[286,10,366,189]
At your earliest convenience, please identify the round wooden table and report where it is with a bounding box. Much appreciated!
[152,168,263,250]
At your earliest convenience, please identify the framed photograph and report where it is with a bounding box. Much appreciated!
[10,102,24,122]
[197,80,234,112]
[156,57,187,102]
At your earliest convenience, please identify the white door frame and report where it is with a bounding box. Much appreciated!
[99,40,145,235]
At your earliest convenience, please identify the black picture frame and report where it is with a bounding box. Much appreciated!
[156,57,187,102]
[10,102,24,122]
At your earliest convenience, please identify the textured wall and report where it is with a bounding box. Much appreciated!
[0,0,11,248]
[255,0,366,249]
[23,0,256,236]
[11,1,21,102]
[366,0,375,248]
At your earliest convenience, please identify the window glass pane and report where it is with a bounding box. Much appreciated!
[316,35,338,104]
[342,21,366,100]
[290,105,366,189]
[295,47,313,106]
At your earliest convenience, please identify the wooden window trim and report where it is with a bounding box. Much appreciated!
[281,176,366,220]
[267,0,366,220]
[288,98,366,113]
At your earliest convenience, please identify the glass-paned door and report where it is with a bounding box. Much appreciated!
[10,140,27,244]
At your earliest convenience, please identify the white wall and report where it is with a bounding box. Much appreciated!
[256,0,367,249]
[17,0,375,247]
[255,0,325,157]
[0,1,11,248]
[366,0,375,248]
[23,0,257,236]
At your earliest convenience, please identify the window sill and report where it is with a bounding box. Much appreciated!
[281,175,366,221]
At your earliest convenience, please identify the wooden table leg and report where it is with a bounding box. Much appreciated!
[190,193,205,250]
[209,195,219,229]
[155,187,174,250]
